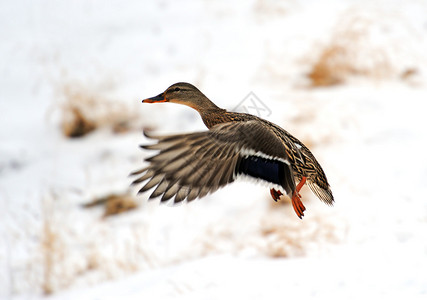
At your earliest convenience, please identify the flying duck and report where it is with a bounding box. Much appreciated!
[131,82,334,218]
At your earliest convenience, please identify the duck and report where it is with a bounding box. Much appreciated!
[131,82,333,218]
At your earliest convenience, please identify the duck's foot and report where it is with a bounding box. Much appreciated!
[270,188,283,202]
[291,191,306,219]
[292,176,307,219]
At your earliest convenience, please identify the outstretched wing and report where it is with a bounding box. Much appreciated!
[131,120,296,203]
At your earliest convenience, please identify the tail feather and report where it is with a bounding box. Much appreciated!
[307,181,334,205]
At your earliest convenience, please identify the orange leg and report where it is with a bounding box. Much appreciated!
[291,176,307,219]
[270,188,283,202]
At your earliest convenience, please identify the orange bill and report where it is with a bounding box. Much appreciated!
[142,93,167,103]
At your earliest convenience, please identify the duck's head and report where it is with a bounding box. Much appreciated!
[142,82,218,112]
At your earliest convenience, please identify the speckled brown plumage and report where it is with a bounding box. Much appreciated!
[132,82,334,218]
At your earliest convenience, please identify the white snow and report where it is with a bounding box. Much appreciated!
[1,0,427,299]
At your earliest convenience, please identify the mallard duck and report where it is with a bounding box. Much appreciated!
[131,82,333,218]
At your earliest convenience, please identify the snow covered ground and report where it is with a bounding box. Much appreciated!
[1,0,427,299]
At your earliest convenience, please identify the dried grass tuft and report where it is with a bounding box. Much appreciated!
[40,192,67,295]
[83,192,138,217]
[104,195,138,217]
[307,9,418,86]
[260,204,346,258]
[29,191,153,295]
[61,105,96,138]
[41,214,56,295]
[58,81,140,138]
[308,45,352,87]
[400,67,419,81]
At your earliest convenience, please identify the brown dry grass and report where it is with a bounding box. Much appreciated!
[83,192,138,217]
[308,46,352,87]
[34,191,150,295]
[40,192,66,295]
[58,81,140,138]
[400,67,418,81]
[41,214,56,295]
[260,205,346,258]
[61,105,96,138]
[307,11,403,87]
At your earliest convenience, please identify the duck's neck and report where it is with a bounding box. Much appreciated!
[199,107,229,129]
[195,97,221,112]
[185,96,226,129]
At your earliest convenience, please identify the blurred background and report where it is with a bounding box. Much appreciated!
[1,0,427,299]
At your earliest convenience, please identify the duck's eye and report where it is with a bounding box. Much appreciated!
[174,87,180,92]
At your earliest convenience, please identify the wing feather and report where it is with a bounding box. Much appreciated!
[132,120,295,203]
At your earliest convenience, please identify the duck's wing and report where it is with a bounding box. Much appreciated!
[131,120,296,203]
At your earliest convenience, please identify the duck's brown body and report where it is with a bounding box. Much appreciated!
[132,82,333,218]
